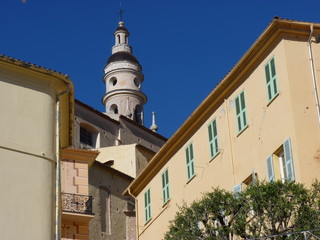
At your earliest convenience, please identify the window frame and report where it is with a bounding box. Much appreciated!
[144,188,151,223]
[264,57,279,103]
[266,138,295,182]
[162,168,170,204]
[235,91,248,134]
[208,119,219,159]
[185,143,195,181]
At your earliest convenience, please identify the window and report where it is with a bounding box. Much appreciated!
[80,127,93,146]
[110,77,117,86]
[186,143,195,180]
[134,105,143,124]
[266,138,295,182]
[235,91,248,133]
[162,169,170,204]
[79,123,99,149]
[134,78,141,88]
[265,57,279,102]
[208,119,219,159]
[110,104,118,114]
[233,171,257,194]
[242,171,256,187]
[144,189,151,223]
[117,34,120,44]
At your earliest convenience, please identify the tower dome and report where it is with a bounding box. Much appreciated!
[102,21,147,125]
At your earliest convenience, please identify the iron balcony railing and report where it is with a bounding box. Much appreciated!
[62,193,93,215]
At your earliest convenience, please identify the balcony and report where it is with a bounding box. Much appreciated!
[62,193,93,215]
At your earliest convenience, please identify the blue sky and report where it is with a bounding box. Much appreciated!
[1,1,320,138]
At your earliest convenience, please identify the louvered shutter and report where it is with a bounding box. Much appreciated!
[283,138,295,181]
[233,183,242,194]
[144,191,148,222]
[144,189,151,222]
[162,172,166,202]
[266,155,275,182]
[186,147,190,179]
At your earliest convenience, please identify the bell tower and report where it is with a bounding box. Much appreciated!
[102,21,147,124]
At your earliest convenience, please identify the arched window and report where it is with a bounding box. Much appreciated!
[134,78,140,88]
[110,104,118,114]
[109,77,117,87]
[79,123,99,148]
[117,34,120,44]
[134,105,143,124]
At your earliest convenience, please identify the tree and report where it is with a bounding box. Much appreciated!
[164,181,320,240]
[164,188,243,240]
[235,181,319,239]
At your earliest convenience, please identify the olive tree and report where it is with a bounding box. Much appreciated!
[164,181,320,240]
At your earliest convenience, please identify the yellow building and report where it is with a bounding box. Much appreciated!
[125,18,320,239]
[0,55,74,239]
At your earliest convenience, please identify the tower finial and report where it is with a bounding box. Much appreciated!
[119,3,124,22]
[150,112,158,132]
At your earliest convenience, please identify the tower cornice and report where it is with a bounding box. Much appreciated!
[103,67,144,83]
[104,59,142,74]
[102,89,147,106]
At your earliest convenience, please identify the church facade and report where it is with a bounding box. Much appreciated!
[70,21,167,240]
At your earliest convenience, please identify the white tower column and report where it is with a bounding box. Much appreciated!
[102,21,147,125]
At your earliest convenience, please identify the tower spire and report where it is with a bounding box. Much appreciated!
[102,19,147,125]
[119,4,124,22]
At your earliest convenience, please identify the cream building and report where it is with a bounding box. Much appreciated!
[0,55,74,240]
[125,18,320,239]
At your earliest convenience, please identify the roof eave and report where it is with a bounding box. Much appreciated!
[0,55,75,148]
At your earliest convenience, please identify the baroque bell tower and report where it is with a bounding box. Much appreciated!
[102,20,147,125]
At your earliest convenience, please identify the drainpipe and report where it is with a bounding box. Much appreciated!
[224,99,236,185]
[308,25,320,126]
[55,84,71,240]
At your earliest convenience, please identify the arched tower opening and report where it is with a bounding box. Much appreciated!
[134,104,143,124]
[110,104,119,114]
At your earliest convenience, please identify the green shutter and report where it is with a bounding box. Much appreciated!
[235,91,248,133]
[162,169,170,203]
[208,119,219,158]
[162,173,165,201]
[240,92,247,126]
[165,170,169,201]
[266,155,275,182]
[283,138,295,181]
[144,189,151,222]
[265,57,279,102]
[186,147,190,179]
[186,143,195,180]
